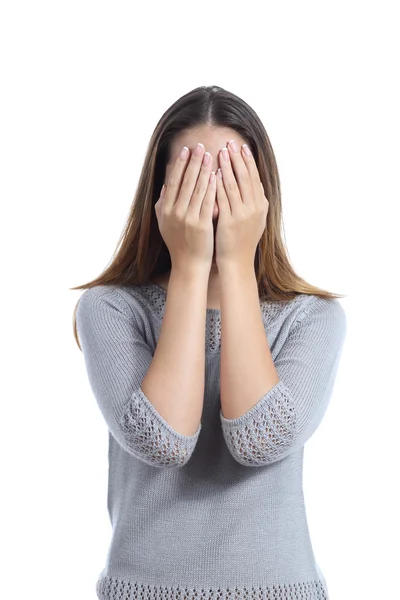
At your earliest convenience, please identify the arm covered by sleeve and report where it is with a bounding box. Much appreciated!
[76,286,201,468]
[220,296,347,466]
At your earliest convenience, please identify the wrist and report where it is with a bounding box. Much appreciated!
[170,261,211,283]
[217,259,256,281]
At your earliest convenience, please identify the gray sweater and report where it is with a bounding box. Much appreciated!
[76,282,347,600]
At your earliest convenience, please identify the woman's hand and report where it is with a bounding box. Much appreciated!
[215,140,269,269]
[154,143,217,273]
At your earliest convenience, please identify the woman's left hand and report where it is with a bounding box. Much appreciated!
[215,140,269,269]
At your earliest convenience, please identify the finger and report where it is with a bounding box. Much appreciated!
[219,146,242,215]
[241,143,264,203]
[175,142,212,214]
[199,170,217,220]
[162,145,191,211]
[186,151,215,217]
[227,139,254,207]
[216,168,231,217]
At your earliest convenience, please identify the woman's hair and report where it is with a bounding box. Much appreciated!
[70,85,346,350]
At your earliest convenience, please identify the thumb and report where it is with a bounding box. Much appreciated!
[155,184,166,216]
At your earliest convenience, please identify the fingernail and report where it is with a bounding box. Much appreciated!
[194,142,204,156]
[242,144,251,156]
[203,152,211,166]
[228,140,238,152]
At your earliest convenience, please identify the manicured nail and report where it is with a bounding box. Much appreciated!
[228,140,238,152]
[217,168,223,179]
[242,144,251,156]
[194,142,205,156]
[203,152,211,166]
[180,146,189,159]
[221,147,229,161]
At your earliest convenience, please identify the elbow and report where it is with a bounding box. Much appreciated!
[220,382,298,467]
[119,405,201,468]
[223,426,296,467]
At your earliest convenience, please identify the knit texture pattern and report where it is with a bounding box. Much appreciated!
[76,282,347,600]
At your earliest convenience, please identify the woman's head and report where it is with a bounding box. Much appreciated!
[71,85,345,348]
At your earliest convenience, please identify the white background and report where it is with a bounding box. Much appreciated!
[1,1,399,599]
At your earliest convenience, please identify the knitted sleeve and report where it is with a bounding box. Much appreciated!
[220,296,347,466]
[76,286,201,468]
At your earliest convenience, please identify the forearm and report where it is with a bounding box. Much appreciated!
[219,262,280,420]
[141,264,209,437]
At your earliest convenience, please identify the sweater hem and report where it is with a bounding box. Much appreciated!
[96,572,329,600]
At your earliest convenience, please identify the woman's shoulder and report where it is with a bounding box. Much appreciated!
[260,293,345,332]
[260,293,314,324]
[77,284,154,321]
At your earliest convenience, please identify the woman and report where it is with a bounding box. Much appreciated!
[71,85,347,600]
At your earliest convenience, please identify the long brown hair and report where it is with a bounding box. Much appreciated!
[70,85,346,350]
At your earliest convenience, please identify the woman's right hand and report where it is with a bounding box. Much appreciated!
[154,143,216,272]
